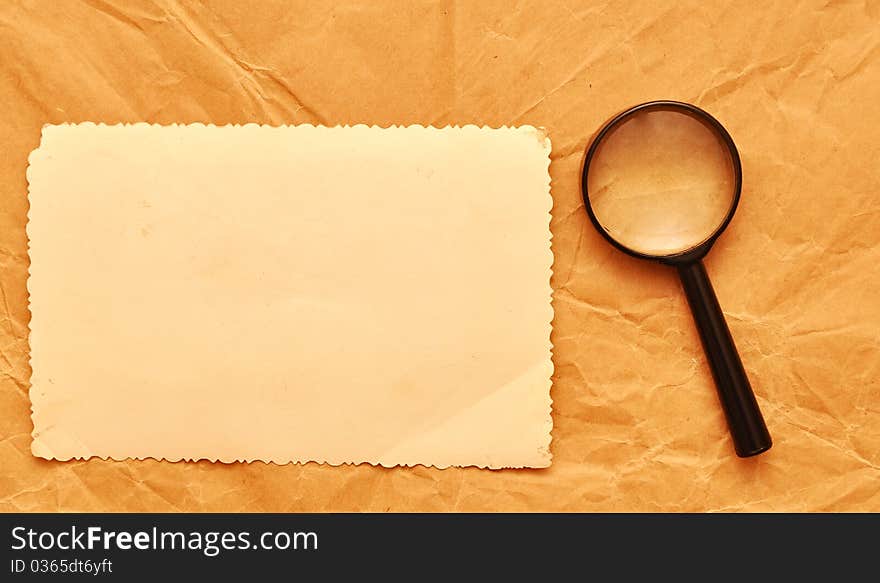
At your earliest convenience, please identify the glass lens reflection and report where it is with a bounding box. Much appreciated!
[586,109,736,256]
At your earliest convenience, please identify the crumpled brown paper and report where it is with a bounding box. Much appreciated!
[1,0,878,511]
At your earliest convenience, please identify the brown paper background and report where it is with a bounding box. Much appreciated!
[1,0,878,512]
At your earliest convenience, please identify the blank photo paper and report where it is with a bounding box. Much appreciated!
[27,124,553,468]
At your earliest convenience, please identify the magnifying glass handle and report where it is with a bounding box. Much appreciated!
[677,261,772,457]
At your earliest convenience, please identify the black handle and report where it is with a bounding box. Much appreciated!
[677,261,772,457]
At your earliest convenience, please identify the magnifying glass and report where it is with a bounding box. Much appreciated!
[581,100,772,457]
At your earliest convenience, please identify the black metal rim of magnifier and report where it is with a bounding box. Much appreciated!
[580,100,743,265]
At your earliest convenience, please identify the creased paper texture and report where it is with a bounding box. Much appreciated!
[26,123,553,469]
[1,0,879,511]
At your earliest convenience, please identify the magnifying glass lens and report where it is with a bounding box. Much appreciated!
[586,109,737,256]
